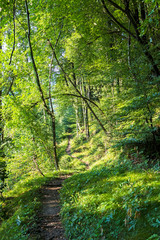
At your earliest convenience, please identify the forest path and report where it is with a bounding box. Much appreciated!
[66,135,90,170]
[37,177,68,240]
[66,135,71,155]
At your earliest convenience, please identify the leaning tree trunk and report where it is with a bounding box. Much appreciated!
[83,84,90,139]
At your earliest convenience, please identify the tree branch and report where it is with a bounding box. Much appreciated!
[101,0,160,76]
[62,93,105,115]
[101,0,136,39]
[30,93,104,116]
[107,0,126,14]
[7,0,16,95]
[25,0,50,114]
[54,21,63,49]
[7,76,15,95]
[49,54,54,114]
[9,0,16,65]
[48,39,108,135]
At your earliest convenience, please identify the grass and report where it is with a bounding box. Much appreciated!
[0,134,90,240]
[1,133,160,240]
[60,161,160,240]
[0,174,49,239]
[0,170,72,240]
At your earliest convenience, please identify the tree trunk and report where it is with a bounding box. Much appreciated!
[25,0,59,170]
[0,25,4,157]
[84,105,89,139]
[83,85,90,139]
[49,41,108,135]
[74,102,81,137]
[51,116,59,170]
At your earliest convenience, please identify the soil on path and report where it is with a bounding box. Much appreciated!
[34,135,89,239]
[37,177,67,240]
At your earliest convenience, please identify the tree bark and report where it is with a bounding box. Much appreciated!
[83,85,90,139]
[49,54,59,170]
[51,116,59,170]
[0,23,4,156]
[25,0,59,170]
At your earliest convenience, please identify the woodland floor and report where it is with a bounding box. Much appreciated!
[33,136,89,240]
[66,135,90,170]
[36,177,67,240]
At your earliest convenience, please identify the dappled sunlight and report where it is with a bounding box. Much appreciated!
[61,165,160,239]
[1,0,160,239]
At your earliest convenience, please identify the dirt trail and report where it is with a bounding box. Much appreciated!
[37,177,67,240]
[34,136,89,239]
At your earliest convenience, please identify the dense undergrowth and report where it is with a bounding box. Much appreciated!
[60,165,160,240]
[60,134,160,240]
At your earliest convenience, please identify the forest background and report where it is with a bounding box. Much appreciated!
[0,0,160,239]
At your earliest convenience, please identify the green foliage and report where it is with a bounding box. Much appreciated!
[0,199,39,240]
[60,161,160,240]
[2,0,160,174]
[1,0,160,238]
[60,155,86,171]
[0,173,58,239]
[147,234,160,240]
